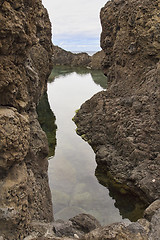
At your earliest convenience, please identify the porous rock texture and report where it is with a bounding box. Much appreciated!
[74,0,160,203]
[0,0,53,239]
[25,202,160,240]
[82,201,160,240]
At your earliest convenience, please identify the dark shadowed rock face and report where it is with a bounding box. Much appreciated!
[0,0,53,239]
[74,0,160,203]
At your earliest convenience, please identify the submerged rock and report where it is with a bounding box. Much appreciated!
[16,202,160,240]
[81,202,160,240]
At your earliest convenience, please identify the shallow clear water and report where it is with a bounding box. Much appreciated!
[47,66,145,225]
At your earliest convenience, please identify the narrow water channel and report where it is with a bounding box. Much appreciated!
[47,66,145,225]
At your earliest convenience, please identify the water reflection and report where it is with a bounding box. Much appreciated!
[95,167,148,222]
[46,66,146,225]
[37,92,57,157]
[48,68,124,225]
[91,71,107,89]
[48,65,107,89]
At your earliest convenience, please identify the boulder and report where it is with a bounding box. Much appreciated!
[52,214,101,238]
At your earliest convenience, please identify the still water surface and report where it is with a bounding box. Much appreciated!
[47,66,144,225]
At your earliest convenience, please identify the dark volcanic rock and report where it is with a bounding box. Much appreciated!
[52,213,101,238]
[74,0,160,203]
[82,222,149,240]
[52,45,105,70]
[18,203,160,240]
[82,202,160,240]
[0,0,53,239]
[143,200,160,221]
[52,45,91,68]
[69,213,101,234]
[149,208,160,240]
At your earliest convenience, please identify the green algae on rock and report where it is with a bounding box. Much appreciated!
[95,167,148,222]
[37,92,57,157]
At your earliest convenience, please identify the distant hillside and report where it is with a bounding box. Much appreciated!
[52,45,105,70]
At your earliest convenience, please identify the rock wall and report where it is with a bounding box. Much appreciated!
[0,0,53,239]
[74,0,160,203]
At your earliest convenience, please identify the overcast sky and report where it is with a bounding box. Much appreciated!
[42,0,107,52]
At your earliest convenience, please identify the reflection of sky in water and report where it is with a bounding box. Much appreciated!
[48,70,127,225]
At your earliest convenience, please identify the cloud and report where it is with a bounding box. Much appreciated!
[42,0,107,51]
[53,35,101,52]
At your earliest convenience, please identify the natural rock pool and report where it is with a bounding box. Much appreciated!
[46,66,147,225]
